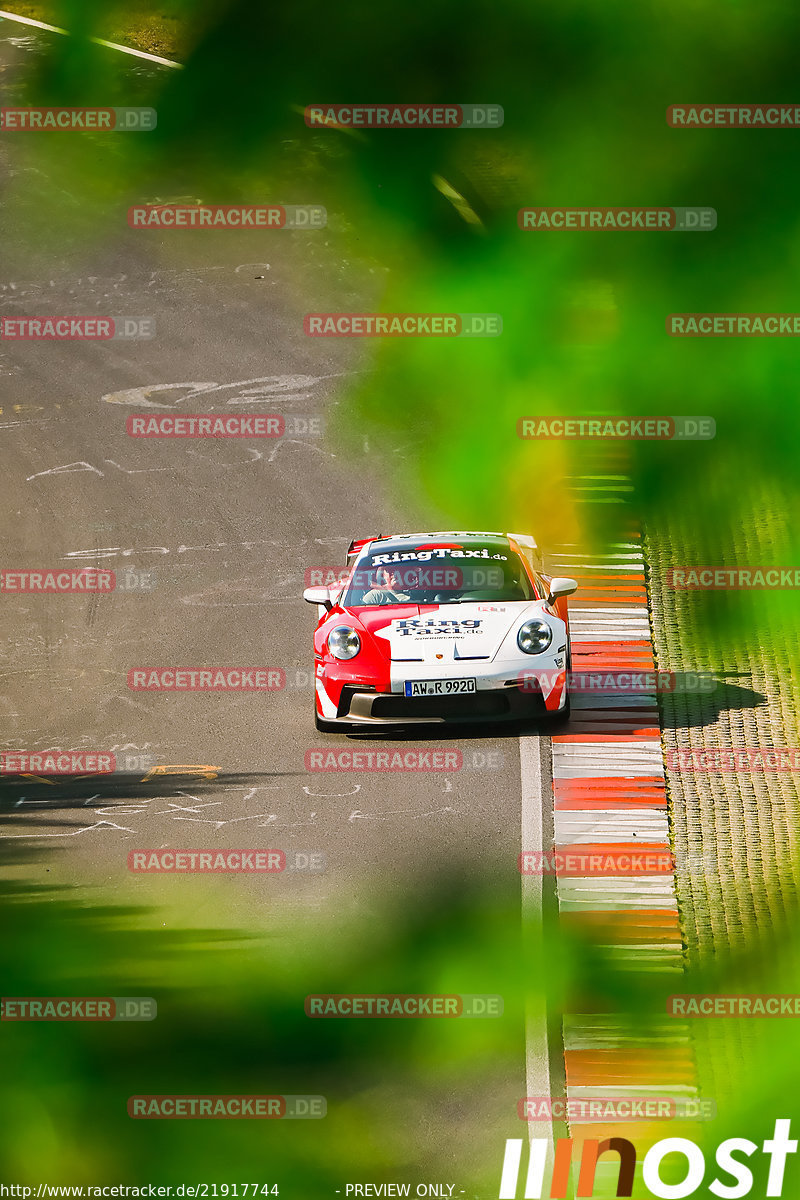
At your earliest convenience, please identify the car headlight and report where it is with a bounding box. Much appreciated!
[517,619,553,655]
[328,625,361,660]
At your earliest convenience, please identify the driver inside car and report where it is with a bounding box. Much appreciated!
[361,567,413,606]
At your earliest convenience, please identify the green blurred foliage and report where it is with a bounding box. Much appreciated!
[5,858,800,1194]
[3,0,800,1189]
[0,854,542,1189]
[11,0,800,576]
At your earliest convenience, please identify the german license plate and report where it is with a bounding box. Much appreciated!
[404,678,477,697]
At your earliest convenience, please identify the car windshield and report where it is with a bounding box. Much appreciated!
[342,545,538,606]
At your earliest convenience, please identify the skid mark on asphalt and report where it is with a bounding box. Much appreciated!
[101,373,351,410]
[3,773,464,840]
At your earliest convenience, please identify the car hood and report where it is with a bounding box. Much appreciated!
[351,601,551,663]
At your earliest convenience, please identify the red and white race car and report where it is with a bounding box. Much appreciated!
[303,531,577,731]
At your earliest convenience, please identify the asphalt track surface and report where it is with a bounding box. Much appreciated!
[0,21,567,1187]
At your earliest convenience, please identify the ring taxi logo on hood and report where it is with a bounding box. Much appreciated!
[397,618,482,637]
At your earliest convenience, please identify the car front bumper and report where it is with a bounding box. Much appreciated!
[320,677,567,726]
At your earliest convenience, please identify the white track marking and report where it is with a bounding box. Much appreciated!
[549,522,693,1134]
[0,9,182,67]
[552,741,664,777]
[555,810,670,842]
[519,733,559,1181]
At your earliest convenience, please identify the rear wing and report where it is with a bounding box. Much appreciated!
[346,534,389,562]
[347,537,378,563]
[507,532,543,572]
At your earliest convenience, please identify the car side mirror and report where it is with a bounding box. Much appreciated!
[546,576,578,606]
[303,586,333,611]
